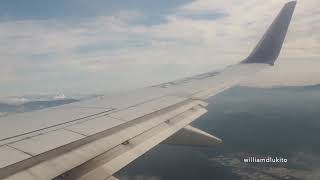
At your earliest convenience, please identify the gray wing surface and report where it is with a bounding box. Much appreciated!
[0,1,296,180]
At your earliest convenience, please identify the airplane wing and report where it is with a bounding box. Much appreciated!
[0,1,296,180]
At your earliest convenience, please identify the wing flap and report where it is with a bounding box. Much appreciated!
[8,129,85,156]
[55,105,207,180]
[0,146,31,169]
[162,125,222,147]
[106,177,119,180]
[1,100,207,180]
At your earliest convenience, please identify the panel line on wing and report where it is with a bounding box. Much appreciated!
[0,99,204,179]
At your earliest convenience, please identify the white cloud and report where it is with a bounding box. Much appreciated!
[0,0,320,96]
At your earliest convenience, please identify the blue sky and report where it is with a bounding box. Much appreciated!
[0,0,194,23]
[0,0,320,97]
[0,0,226,23]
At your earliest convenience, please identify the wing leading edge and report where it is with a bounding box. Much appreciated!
[0,1,296,180]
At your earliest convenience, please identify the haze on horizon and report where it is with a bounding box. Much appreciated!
[0,0,319,97]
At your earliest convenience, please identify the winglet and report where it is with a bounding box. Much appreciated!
[242,1,297,65]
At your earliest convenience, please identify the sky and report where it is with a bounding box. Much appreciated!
[0,0,319,97]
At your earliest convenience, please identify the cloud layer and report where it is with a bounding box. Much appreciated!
[0,0,319,96]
